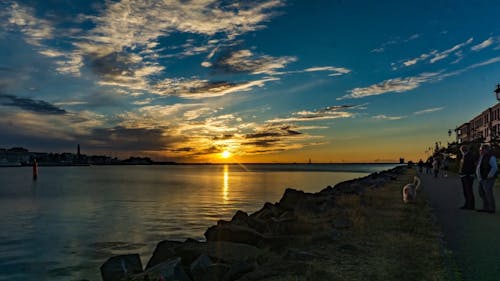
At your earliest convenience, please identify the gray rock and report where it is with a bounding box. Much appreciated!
[145,240,182,269]
[206,241,262,263]
[278,188,306,210]
[146,239,207,269]
[204,224,266,247]
[190,254,213,281]
[100,254,143,281]
[249,202,282,221]
[142,257,191,281]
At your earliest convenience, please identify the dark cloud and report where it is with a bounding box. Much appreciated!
[86,126,172,151]
[208,49,295,75]
[89,52,134,78]
[212,134,235,140]
[243,139,279,147]
[245,125,302,139]
[188,81,236,93]
[0,94,66,115]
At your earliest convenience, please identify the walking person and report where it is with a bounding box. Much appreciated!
[476,144,497,213]
[459,145,475,210]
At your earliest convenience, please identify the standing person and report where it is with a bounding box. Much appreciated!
[426,158,432,174]
[442,154,449,178]
[432,156,440,178]
[459,145,475,210]
[417,159,424,174]
[476,144,497,213]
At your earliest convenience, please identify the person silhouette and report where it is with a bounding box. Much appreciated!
[476,144,497,213]
[458,145,475,210]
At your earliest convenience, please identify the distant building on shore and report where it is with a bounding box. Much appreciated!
[456,102,500,144]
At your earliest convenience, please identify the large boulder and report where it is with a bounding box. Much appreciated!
[204,224,267,247]
[206,241,262,263]
[139,257,191,281]
[249,202,283,221]
[146,240,181,269]
[146,239,207,269]
[190,254,230,281]
[231,210,269,233]
[278,188,306,210]
[100,254,143,281]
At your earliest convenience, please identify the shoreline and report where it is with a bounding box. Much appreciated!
[100,165,447,281]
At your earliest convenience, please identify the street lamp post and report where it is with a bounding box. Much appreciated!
[495,84,500,101]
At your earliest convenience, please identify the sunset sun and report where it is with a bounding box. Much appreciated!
[221,150,231,159]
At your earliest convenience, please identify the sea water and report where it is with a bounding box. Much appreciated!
[0,163,397,281]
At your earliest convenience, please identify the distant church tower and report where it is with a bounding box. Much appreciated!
[77,144,81,159]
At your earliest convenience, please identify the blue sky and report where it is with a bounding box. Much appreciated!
[1,0,500,162]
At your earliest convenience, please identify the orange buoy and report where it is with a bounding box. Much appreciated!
[33,159,38,180]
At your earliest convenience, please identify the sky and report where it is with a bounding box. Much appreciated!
[1,0,500,163]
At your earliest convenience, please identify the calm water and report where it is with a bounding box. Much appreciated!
[0,164,397,281]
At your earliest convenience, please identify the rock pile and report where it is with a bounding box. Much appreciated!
[100,166,404,281]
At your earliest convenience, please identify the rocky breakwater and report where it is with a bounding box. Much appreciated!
[100,166,404,281]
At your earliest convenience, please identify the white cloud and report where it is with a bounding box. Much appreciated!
[429,38,473,63]
[401,38,473,68]
[153,77,279,99]
[266,105,358,123]
[413,107,444,115]
[372,114,407,120]
[341,72,441,99]
[304,66,351,76]
[6,2,53,46]
[471,37,493,51]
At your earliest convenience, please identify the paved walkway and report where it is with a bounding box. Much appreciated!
[420,172,500,281]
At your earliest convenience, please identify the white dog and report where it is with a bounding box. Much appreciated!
[402,176,421,203]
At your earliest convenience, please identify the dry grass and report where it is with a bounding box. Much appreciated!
[298,168,452,281]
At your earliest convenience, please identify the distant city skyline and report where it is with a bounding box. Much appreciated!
[1,1,500,163]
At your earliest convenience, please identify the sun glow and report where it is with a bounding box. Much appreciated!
[221,150,231,159]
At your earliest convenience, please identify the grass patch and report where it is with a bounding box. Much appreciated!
[302,168,452,281]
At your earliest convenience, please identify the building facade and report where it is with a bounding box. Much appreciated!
[457,102,500,143]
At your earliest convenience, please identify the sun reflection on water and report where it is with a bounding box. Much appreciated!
[223,164,229,202]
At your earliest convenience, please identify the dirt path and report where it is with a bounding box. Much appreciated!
[420,172,500,281]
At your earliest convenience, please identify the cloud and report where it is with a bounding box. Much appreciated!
[402,51,436,67]
[372,114,407,120]
[471,37,493,51]
[438,56,500,79]
[304,66,351,76]
[154,77,279,99]
[429,38,473,63]
[401,38,473,67]
[413,107,444,115]
[0,109,106,143]
[0,94,66,115]
[371,34,420,53]
[85,126,176,151]
[5,2,53,46]
[207,49,296,75]
[341,72,441,99]
[64,0,284,81]
[237,123,323,154]
[266,105,358,123]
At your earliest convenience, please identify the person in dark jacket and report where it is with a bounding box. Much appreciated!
[459,145,475,210]
[476,144,498,213]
